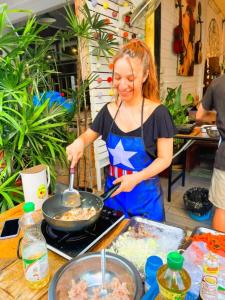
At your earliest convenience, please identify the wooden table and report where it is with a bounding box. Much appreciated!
[167,126,219,202]
[0,204,128,300]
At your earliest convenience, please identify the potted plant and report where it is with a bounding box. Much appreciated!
[163,85,194,128]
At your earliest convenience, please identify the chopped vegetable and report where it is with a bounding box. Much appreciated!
[191,233,225,257]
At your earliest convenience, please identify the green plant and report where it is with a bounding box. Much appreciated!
[0,5,69,211]
[0,3,119,211]
[163,85,194,126]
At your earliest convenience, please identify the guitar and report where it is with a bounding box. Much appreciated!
[194,2,203,64]
[173,0,184,55]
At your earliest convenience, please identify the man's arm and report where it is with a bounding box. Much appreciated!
[196,103,208,120]
[196,103,216,124]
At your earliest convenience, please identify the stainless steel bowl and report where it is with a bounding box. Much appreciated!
[205,126,219,138]
[48,252,143,300]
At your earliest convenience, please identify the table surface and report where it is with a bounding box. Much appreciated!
[0,204,129,300]
[176,127,219,142]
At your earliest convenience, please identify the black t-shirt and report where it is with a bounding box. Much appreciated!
[91,103,176,158]
[202,74,225,170]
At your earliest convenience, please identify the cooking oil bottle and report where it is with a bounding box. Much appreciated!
[20,202,50,289]
[156,251,191,300]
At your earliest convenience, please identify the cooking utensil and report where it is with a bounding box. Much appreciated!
[100,249,107,297]
[42,184,120,232]
[62,167,81,208]
[48,252,144,300]
[205,126,220,138]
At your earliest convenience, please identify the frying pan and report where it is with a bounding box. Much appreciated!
[42,184,119,232]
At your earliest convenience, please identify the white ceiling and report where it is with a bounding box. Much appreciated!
[215,0,225,17]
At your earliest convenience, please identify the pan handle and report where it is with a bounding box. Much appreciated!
[100,183,120,201]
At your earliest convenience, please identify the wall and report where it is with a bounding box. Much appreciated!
[87,0,145,190]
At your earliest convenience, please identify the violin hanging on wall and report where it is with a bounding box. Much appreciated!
[194,2,203,64]
[173,0,186,64]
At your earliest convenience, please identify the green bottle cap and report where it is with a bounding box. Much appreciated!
[167,251,184,270]
[23,202,35,213]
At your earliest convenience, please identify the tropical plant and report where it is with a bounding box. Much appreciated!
[163,85,194,126]
[0,3,118,211]
[0,5,70,210]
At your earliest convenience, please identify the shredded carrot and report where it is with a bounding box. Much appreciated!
[191,233,225,257]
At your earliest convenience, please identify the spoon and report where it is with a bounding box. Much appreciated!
[100,249,107,298]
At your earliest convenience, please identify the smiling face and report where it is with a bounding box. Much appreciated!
[113,56,148,102]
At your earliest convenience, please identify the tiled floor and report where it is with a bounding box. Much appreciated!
[161,167,213,231]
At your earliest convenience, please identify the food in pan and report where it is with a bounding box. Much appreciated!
[54,207,97,221]
[68,277,130,300]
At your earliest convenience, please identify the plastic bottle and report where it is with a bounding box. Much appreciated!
[217,268,225,300]
[20,202,50,289]
[156,251,191,300]
[142,255,163,300]
[199,252,219,300]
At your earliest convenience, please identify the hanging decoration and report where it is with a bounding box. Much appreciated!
[108,33,114,40]
[103,2,109,9]
[97,91,103,98]
[96,63,101,70]
[104,18,111,25]
[91,0,98,8]
[109,89,115,96]
[123,31,129,39]
[97,77,103,84]
[108,63,114,70]
[112,11,118,18]
[176,0,196,76]
[124,14,131,26]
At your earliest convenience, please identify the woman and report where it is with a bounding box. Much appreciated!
[66,39,175,221]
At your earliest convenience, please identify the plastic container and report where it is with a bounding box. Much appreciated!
[156,251,191,300]
[199,252,219,300]
[145,255,163,292]
[20,202,50,289]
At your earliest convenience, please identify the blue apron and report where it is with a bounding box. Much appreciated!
[104,100,165,221]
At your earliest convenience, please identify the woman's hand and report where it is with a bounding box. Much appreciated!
[111,173,141,197]
[66,138,84,167]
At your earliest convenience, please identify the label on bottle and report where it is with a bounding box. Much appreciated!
[200,274,218,300]
[158,285,187,300]
[23,252,49,282]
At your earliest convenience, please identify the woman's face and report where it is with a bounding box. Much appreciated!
[113,56,147,102]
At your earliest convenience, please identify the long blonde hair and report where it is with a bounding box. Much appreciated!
[112,39,160,103]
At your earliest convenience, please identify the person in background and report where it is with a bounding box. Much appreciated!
[196,74,225,232]
[66,39,175,221]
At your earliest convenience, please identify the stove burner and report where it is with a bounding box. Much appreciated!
[43,222,97,243]
[41,206,124,259]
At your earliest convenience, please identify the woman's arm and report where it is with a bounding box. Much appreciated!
[112,137,173,196]
[66,128,100,167]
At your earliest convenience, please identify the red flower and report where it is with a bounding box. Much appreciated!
[107,76,112,83]
[123,31,129,38]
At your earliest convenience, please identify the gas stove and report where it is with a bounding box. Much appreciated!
[41,207,124,260]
